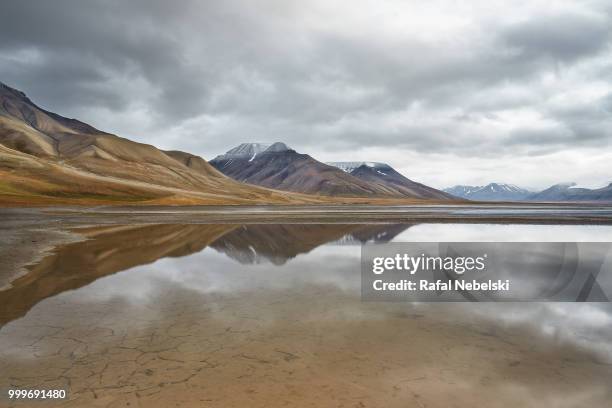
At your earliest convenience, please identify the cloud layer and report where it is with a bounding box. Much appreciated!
[1,0,611,188]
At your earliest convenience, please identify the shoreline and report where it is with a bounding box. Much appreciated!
[0,223,84,291]
[3,204,612,226]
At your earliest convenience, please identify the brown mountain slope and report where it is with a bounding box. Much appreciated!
[0,82,101,136]
[163,150,226,179]
[0,82,322,205]
[0,144,321,206]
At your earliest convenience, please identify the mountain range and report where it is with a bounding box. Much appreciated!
[0,81,318,205]
[444,183,532,201]
[1,81,607,206]
[527,182,612,202]
[445,182,612,202]
[0,81,451,205]
[210,144,451,199]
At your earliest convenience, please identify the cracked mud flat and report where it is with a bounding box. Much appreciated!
[2,285,612,408]
[1,217,612,407]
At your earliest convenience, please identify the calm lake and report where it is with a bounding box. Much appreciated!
[1,222,612,407]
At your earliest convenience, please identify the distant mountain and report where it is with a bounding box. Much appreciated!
[209,143,385,197]
[0,81,310,205]
[445,181,612,202]
[211,143,418,198]
[444,185,482,199]
[211,144,454,199]
[327,162,453,200]
[444,183,531,201]
[527,183,612,202]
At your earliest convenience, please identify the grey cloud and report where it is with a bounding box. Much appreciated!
[0,0,207,121]
[501,12,611,63]
[0,0,611,188]
[0,50,129,112]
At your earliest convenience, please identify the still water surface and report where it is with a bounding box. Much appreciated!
[1,223,611,407]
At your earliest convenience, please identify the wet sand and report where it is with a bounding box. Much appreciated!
[0,227,82,291]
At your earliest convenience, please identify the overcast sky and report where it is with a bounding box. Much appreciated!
[1,0,611,189]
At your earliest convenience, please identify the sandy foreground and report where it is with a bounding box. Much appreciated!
[1,206,611,407]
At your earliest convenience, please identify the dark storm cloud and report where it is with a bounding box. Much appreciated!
[0,49,128,111]
[0,0,611,188]
[0,0,207,118]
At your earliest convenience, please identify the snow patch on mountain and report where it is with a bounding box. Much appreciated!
[326,161,389,173]
[212,142,291,162]
[444,183,532,201]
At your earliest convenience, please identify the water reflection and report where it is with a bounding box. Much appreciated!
[0,224,414,326]
[0,224,235,326]
[1,223,612,407]
[210,224,412,264]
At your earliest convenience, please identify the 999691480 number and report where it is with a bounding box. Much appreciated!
[7,389,67,400]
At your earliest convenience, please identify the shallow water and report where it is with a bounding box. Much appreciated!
[1,223,612,407]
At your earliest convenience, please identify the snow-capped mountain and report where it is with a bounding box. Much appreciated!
[526,182,612,202]
[446,181,612,202]
[210,143,402,197]
[326,161,388,173]
[444,183,531,201]
[212,142,290,162]
[441,185,482,198]
[211,144,454,199]
[327,162,453,200]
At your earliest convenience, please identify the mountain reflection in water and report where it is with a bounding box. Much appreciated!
[0,223,412,326]
[1,223,612,407]
[211,224,411,265]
